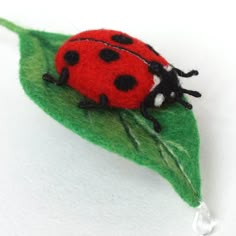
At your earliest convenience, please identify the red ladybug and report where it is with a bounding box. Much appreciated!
[43,29,201,132]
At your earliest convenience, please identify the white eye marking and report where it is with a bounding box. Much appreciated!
[150,75,161,91]
[164,65,173,72]
[170,92,175,98]
[154,94,165,107]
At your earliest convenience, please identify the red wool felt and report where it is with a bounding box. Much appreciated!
[68,29,169,65]
[55,29,169,109]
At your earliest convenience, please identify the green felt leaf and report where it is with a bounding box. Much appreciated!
[0,18,201,207]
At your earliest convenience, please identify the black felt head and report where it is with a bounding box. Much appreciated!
[146,61,201,109]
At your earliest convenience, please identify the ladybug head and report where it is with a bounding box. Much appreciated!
[147,61,201,109]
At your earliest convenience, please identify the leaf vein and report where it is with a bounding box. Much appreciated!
[119,112,140,151]
[125,110,200,200]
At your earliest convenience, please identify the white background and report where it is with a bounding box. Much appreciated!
[0,0,235,235]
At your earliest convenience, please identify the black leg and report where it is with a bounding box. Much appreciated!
[174,68,199,78]
[78,94,108,109]
[180,88,201,98]
[43,67,69,86]
[140,103,161,133]
[176,98,193,110]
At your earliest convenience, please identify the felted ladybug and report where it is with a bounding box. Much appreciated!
[43,29,201,132]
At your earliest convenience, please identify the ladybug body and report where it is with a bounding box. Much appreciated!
[55,29,169,109]
[43,29,201,132]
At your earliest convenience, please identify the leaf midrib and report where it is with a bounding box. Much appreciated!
[125,110,200,200]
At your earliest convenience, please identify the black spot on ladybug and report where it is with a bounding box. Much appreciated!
[111,34,133,45]
[114,75,137,92]
[148,61,164,76]
[64,50,79,65]
[146,44,160,56]
[99,48,120,62]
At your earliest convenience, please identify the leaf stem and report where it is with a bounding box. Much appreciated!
[0,18,26,34]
